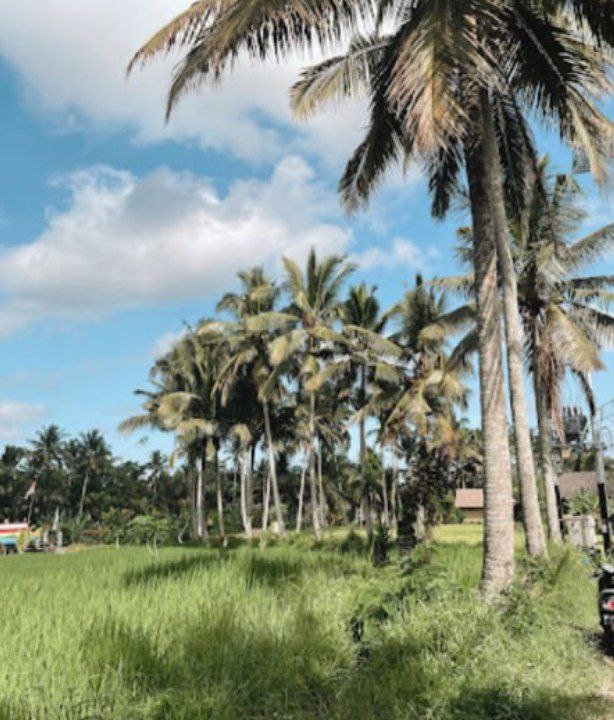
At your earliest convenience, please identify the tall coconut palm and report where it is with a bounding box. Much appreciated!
[515,164,614,539]
[211,327,288,536]
[340,284,387,536]
[439,160,613,540]
[257,249,355,538]
[130,0,611,593]
[290,17,607,585]
[215,267,287,535]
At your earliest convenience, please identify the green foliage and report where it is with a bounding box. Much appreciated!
[0,537,610,720]
[370,522,389,566]
[568,489,599,516]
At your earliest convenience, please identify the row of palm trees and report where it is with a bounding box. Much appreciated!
[123,165,612,557]
[128,0,613,595]
[122,254,468,543]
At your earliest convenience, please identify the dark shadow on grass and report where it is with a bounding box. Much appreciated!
[122,544,363,591]
[450,687,611,720]
[122,552,227,588]
[243,553,304,588]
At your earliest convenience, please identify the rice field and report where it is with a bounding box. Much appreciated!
[0,531,612,720]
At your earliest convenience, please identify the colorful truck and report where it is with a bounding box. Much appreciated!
[0,523,42,554]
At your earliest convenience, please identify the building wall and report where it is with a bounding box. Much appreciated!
[461,509,484,523]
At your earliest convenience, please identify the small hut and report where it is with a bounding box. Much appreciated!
[455,489,484,523]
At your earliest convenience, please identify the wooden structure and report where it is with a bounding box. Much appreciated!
[455,488,484,523]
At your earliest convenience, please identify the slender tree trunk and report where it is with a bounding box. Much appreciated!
[390,448,398,534]
[232,452,238,507]
[240,447,253,538]
[359,365,372,538]
[381,441,389,526]
[77,471,90,522]
[317,437,327,527]
[262,400,285,535]
[481,96,547,559]
[296,460,307,532]
[308,392,322,540]
[214,440,226,547]
[262,469,271,531]
[533,365,562,541]
[466,92,515,596]
[195,443,208,540]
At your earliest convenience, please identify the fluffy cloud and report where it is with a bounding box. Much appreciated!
[0,0,365,165]
[353,237,424,270]
[0,401,45,442]
[0,157,349,336]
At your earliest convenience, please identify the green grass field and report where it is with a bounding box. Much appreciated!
[1,528,612,720]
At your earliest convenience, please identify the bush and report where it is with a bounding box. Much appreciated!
[124,515,173,545]
[568,489,599,516]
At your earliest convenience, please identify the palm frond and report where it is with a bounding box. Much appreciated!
[565,223,614,270]
[545,303,603,373]
[291,34,386,120]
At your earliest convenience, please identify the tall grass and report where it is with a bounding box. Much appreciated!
[0,533,610,719]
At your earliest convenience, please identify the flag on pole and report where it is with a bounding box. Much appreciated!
[24,481,37,499]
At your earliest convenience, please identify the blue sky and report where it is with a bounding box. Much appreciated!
[0,1,612,461]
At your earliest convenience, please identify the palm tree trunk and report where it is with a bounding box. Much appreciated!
[240,447,253,538]
[381,441,389,526]
[262,400,286,535]
[317,438,327,527]
[309,392,322,540]
[296,460,307,532]
[77,471,90,522]
[533,365,562,541]
[390,448,398,534]
[466,91,515,596]
[195,443,208,540]
[481,96,547,559]
[214,439,226,547]
[262,469,271,531]
[359,365,372,539]
[232,452,238,507]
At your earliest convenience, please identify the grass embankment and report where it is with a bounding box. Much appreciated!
[0,528,611,720]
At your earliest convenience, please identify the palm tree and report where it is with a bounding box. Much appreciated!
[266,249,355,539]
[0,446,25,520]
[514,164,614,540]
[342,284,382,536]
[145,450,167,501]
[121,330,227,542]
[440,161,613,541]
[77,430,112,522]
[130,0,611,594]
[214,267,287,535]
[29,425,66,519]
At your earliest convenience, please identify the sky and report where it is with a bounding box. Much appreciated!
[0,1,612,461]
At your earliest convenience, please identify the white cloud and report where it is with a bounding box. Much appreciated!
[353,237,423,270]
[0,157,349,336]
[0,0,366,165]
[0,401,45,442]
